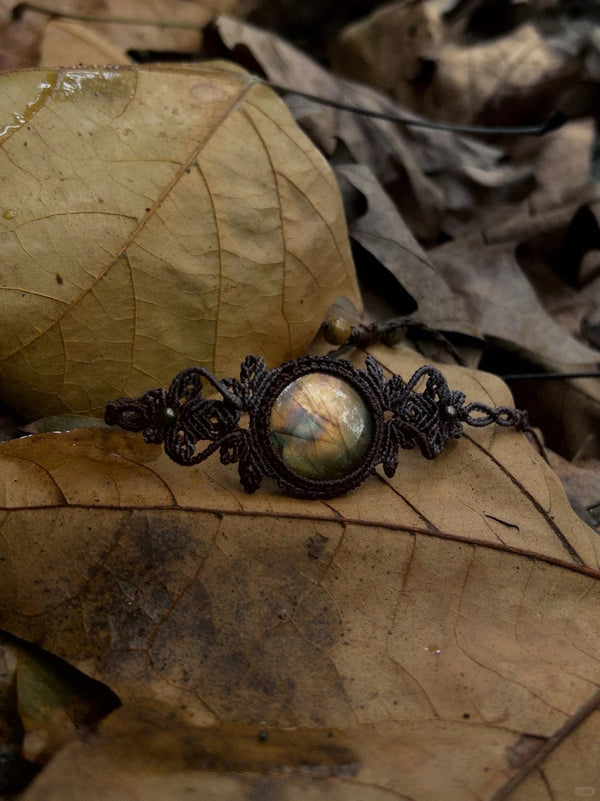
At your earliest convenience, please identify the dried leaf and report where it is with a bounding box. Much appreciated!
[495,701,600,800]
[420,24,577,126]
[547,448,600,532]
[582,310,600,349]
[0,636,28,794]
[428,237,600,369]
[12,0,237,58]
[39,19,134,67]
[510,374,600,464]
[333,6,579,127]
[82,0,215,53]
[331,0,445,101]
[16,641,119,763]
[20,414,110,434]
[335,163,475,335]
[10,704,556,801]
[506,119,595,216]
[1,344,600,800]
[0,632,118,783]
[0,64,359,419]
[452,195,600,459]
[210,14,533,242]
[0,2,46,69]
[237,0,384,65]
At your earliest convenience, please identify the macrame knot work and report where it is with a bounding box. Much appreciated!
[105,354,530,499]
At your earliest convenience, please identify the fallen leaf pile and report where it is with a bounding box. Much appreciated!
[0,1,599,799]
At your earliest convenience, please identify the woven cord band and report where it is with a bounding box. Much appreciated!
[105,356,529,498]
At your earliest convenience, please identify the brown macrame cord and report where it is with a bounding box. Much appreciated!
[105,355,530,499]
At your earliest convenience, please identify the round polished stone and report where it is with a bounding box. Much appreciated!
[323,317,352,346]
[269,372,373,481]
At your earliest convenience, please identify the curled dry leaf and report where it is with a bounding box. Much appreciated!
[497,192,600,460]
[470,120,595,250]
[510,374,600,464]
[211,14,533,242]
[505,119,595,216]
[1,344,600,800]
[331,0,446,102]
[428,236,600,369]
[0,1,47,70]
[429,197,600,458]
[13,637,119,764]
[11,0,238,59]
[335,162,475,336]
[0,632,118,795]
[0,63,359,419]
[333,5,578,127]
[547,448,600,532]
[39,19,135,67]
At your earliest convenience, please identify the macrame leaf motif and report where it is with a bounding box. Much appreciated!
[105,354,529,499]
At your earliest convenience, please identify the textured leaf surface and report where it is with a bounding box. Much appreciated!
[0,64,359,418]
[429,237,600,369]
[39,19,134,67]
[502,706,600,800]
[336,162,474,335]
[212,14,534,243]
[1,345,600,800]
[333,9,574,127]
[5,0,234,63]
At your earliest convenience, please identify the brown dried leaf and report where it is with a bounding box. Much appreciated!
[506,119,596,216]
[458,193,600,460]
[0,64,359,419]
[0,2,46,69]
[511,374,600,464]
[210,14,533,242]
[331,0,446,101]
[0,631,118,788]
[39,19,134,66]
[2,344,600,800]
[79,0,210,53]
[13,0,238,58]
[12,704,560,801]
[335,163,475,335]
[547,448,600,532]
[428,236,600,368]
[449,119,595,248]
[443,23,578,127]
[502,705,600,801]
[333,5,579,127]
[33,702,599,801]
[15,639,119,764]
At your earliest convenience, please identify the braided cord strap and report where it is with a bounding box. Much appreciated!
[461,402,530,429]
[105,356,529,499]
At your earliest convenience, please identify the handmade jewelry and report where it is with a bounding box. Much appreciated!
[104,354,529,499]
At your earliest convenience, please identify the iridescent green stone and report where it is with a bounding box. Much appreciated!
[269,373,373,481]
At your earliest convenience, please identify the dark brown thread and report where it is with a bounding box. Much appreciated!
[321,317,467,365]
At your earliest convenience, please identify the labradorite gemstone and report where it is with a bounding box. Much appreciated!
[269,373,373,481]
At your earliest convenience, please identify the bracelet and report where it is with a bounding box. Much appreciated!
[104,354,529,499]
